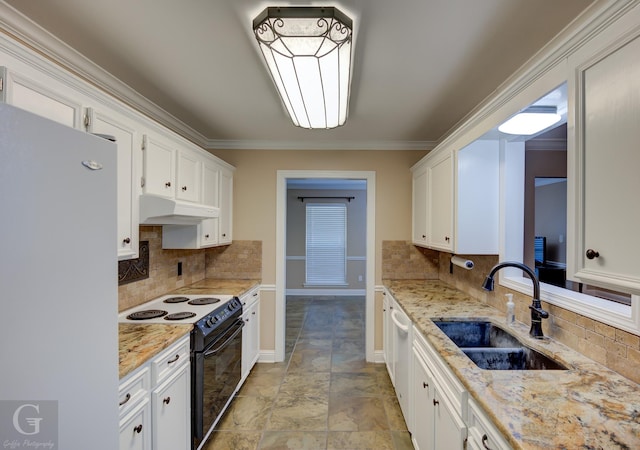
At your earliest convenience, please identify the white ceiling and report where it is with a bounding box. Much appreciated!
[3,0,594,150]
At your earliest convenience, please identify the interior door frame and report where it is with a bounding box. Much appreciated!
[275,170,376,362]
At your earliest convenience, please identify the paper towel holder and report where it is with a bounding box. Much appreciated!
[450,255,474,273]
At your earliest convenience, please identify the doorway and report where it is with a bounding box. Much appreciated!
[275,170,376,363]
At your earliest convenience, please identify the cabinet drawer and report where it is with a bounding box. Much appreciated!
[467,398,511,450]
[151,335,190,385]
[240,287,260,309]
[119,366,150,418]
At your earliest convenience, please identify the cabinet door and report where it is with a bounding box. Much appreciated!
[201,219,219,247]
[176,150,201,203]
[152,365,190,450]
[218,167,233,244]
[2,66,81,128]
[202,160,220,208]
[143,135,175,198]
[88,108,139,260]
[433,386,467,450]
[241,299,260,379]
[427,151,453,251]
[569,31,640,293]
[119,398,151,450]
[383,293,394,382]
[412,347,435,450]
[412,167,428,246]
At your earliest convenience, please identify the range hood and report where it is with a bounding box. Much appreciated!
[139,194,219,225]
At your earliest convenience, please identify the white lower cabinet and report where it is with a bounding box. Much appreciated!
[119,398,151,450]
[383,292,394,383]
[466,398,512,450]
[119,335,190,450]
[411,328,467,450]
[152,364,190,450]
[241,287,261,380]
[119,367,151,450]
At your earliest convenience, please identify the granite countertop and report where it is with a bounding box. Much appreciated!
[119,323,193,379]
[384,279,640,449]
[119,278,261,379]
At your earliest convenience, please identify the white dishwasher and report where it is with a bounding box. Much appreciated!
[390,298,412,419]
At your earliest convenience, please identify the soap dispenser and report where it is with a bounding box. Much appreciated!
[505,294,515,326]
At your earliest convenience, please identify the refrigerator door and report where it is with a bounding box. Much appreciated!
[0,104,118,449]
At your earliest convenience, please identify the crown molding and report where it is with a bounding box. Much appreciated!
[0,2,210,147]
[204,138,436,151]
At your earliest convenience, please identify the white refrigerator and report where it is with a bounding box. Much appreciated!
[0,103,119,449]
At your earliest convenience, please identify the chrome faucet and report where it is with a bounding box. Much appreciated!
[482,261,549,339]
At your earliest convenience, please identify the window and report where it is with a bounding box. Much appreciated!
[305,203,347,286]
[499,83,636,334]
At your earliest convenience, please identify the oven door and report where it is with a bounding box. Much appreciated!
[192,316,244,448]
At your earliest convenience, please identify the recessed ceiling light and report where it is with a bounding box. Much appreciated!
[498,105,561,135]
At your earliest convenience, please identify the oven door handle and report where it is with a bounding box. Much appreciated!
[203,319,245,357]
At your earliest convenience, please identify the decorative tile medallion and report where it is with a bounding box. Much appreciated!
[118,241,149,285]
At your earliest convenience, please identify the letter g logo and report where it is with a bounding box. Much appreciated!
[12,403,43,435]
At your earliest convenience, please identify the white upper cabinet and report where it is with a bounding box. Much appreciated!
[218,166,233,245]
[412,140,499,254]
[176,149,201,203]
[161,160,234,249]
[142,134,176,199]
[202,159,220,208]
[0,66,82,129]
[87,107,140,260]
[427,150,454,252]
[568,11,640,294]
[412,166,428,246]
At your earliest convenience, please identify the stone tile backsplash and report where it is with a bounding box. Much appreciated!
[118,227,262,312]
[381,240,439,280]
[205,240,262,279]
[381,242,640,383]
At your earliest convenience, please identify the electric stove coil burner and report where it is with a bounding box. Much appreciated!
[164,312,197,321]
[188,297,221,306]
[126,309,168,320]
[163,296,190,304]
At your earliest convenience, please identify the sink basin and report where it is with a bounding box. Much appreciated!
[432,320,567,370]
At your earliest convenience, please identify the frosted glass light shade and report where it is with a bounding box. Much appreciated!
[253,7,353,129]
[498,106,561,135]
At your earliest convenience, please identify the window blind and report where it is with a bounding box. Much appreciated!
[305,203,347,285]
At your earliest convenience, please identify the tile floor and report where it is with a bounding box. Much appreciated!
[203,296,414,449]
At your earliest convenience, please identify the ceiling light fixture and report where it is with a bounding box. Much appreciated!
[498,105,561,135]
[253,7,353,129]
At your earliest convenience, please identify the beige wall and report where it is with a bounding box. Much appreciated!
[208,149,427,352]
[208,150,428,286]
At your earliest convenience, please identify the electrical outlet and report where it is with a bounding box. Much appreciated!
[177,261,183,276]
[358,275,363,282]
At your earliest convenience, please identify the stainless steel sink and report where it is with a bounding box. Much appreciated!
[432,320,567,370]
